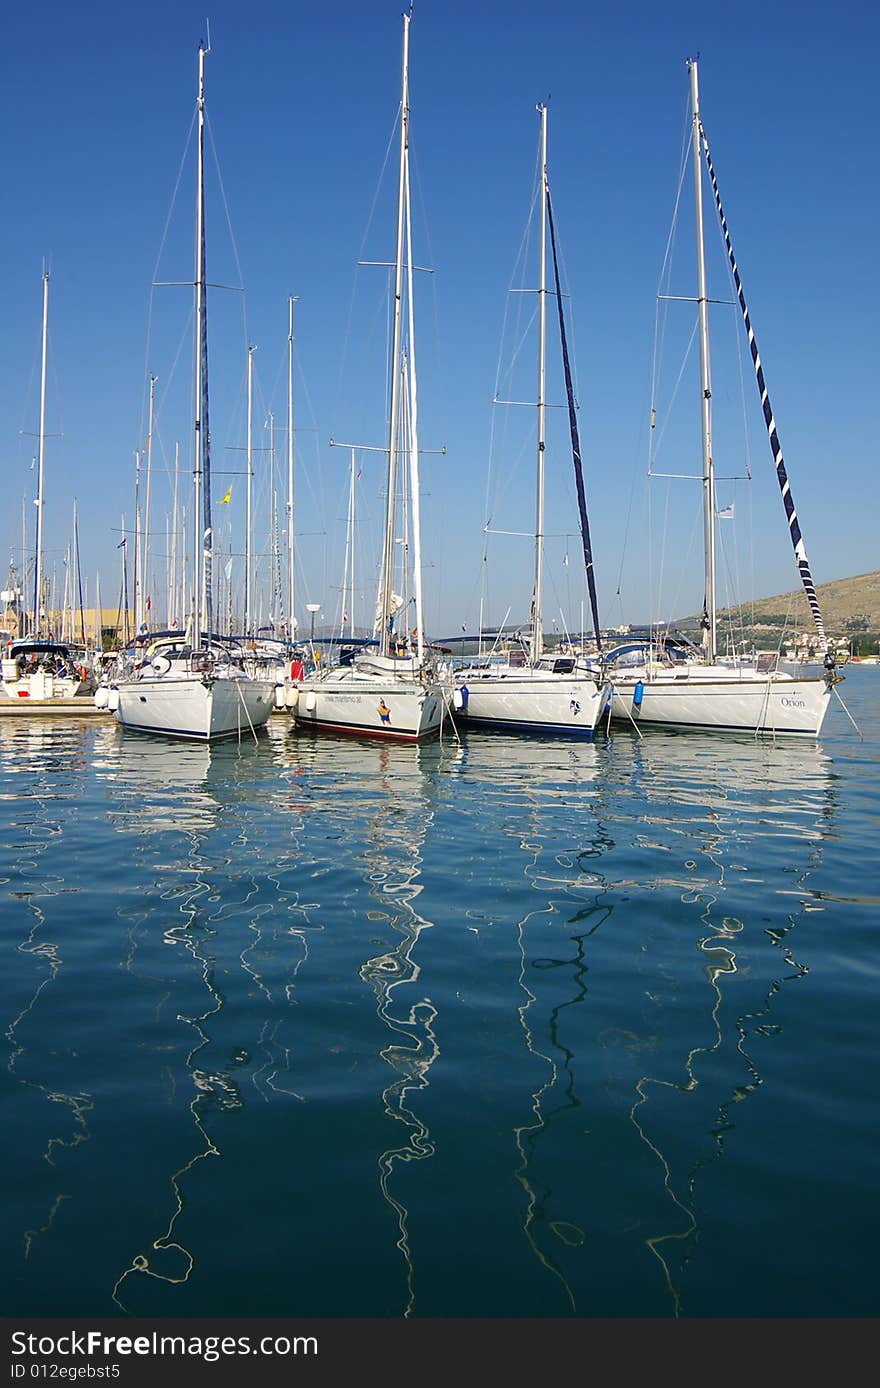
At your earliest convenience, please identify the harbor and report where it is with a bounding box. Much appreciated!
[1,668,878,1318]
[1,0,877,1342]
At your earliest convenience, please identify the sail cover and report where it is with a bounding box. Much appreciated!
[545,185,602,652]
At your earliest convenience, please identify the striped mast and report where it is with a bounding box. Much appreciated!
[697,102,828,649]
[688,58,717,663]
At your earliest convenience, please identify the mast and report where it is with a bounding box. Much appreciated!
[341,447,357,638]
[33,271,49,637]
[688,57,717,663]
[73,497,86,648]
[134,450,142,629]
[698,104,830,652]
[377,8,410,659]
[546,181,602,652]
[268,411,281,629]
[403,108,425,667]
[246,343,254,634]
[170,441,179,627]
[287,296,297,641]
[192,39,210,646]
[143,373,156,629]
[531,104,548,663]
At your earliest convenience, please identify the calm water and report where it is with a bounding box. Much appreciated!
[1,668,878,1319]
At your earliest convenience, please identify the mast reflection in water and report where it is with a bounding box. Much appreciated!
[1,672,877,1317]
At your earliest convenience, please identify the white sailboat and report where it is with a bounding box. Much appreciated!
[606,58,842,737]
[294,11,447,743]
[454,104,609,737]
[105,42,274,742]
[1,273,96,710]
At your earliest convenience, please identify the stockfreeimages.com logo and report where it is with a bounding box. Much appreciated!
[11,1331,318,1364]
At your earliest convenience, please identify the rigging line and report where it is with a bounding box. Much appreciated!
[409,136,444,390]
[484,178,541,569]
[141,107,197,452]
[487,161,542,536]
[490,156,541,492]
[714,513,743,650]
[333,107,401,425]
[650,318,700,466]
[713,199,754,483]
[204,112,249,350]
[17,318,42,447]
[650,94,693,432]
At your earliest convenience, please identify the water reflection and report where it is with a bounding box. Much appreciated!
[473,727,839,1314]
[613,730,837,1314]
[84,729,317,1312]
[342,737,445,1316]
[461,731,612,1312]
[0,721,105,1269]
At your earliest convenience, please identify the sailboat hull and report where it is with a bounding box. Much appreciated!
[294,670,447,742]
[455,672,610,736]
[112,673,274,742]
[608,670,836,737]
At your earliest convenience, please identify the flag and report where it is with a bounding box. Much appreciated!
[220,484,233,504]
[717,503,735,519]
[146,595,151,611]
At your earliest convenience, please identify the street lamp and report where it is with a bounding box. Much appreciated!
[306,603,321,646]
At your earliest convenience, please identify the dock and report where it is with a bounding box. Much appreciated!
[0,698,111,718]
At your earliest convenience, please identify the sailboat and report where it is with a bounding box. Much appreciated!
[453,104,610,737]
[294,11,447,743]
[2,273,96,709]
[605,58,842,737]
[104,42,274,742]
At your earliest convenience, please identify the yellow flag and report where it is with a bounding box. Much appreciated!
[220,484,233,504]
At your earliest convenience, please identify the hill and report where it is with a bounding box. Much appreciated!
[677,571,880,652]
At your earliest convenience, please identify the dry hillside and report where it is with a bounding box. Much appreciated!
[717,571,880,634]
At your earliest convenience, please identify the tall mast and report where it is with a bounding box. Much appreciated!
[287,296,297,641]
[34,271,49,637]
[193,40,209,645]
[341,447,356,637]
[377,8,410,659]
[170,441,179,627]
[268,411,279,627]
[531,103,548,663]
[246,343,254,634]
[403,116,425,667]
[73,497,86,647]
[688,57,716,663]
[143,373,156,628]
[134,450,142,629]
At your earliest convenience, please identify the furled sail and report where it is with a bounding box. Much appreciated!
[545,185,602,652]
[699,122,827,649]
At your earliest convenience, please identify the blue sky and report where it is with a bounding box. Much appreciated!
[2,0,876,639]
